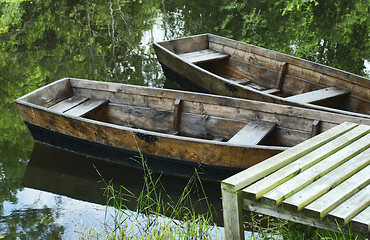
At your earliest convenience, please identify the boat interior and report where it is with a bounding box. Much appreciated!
[19,79,331,148]
[49,95,281,146]
[196,57,352,112]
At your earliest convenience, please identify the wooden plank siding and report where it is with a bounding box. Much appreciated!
[207,34,369,92]
[159,34,208,54]
[208,38,368,100]
[222,122,370,239]
[19,78,73,107]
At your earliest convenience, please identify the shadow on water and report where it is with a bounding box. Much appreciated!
[22,142,225,227]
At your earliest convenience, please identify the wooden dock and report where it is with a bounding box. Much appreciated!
[221,122,370,239]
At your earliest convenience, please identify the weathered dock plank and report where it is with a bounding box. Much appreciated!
[328,184,370,224]
[304,163,370,219]
[261,127,370,206]
[351,206,370,234]
[243,125,369,201]
[283,149,370,212]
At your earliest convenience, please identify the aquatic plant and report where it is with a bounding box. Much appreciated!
[78,145,220,239]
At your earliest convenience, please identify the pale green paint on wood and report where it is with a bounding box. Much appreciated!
[305,164,370,219]
[328,184,370,224]
[261,129,370,206]
[283,148,370,212]
[243,126,370,200]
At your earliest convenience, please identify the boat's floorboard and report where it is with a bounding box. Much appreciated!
[228,121,276,146]
[285,87,350,104]
[178,49,230,64]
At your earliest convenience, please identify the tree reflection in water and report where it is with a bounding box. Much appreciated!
[0,0,368,238]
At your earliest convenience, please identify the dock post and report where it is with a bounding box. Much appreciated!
[221,182,244,240]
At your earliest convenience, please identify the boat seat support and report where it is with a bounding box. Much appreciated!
[311,120,321,137]
[275,62,288,90]
[228,121,276,146]
[173,99,183,133]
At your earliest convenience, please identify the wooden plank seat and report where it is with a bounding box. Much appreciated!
[285,87,350,104]
[64,98,108,117]
[49,96,89,113]
[178,49,230,64]
[228,121,276,146]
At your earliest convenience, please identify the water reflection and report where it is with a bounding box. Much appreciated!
[20,142,225,238]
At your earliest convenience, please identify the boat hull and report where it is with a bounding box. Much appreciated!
[25,123,242,181]
[15,78,370,181]
[154,34,370,119]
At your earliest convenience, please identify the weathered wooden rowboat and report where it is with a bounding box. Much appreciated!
[153,34,370,119]
[15,78,370,181]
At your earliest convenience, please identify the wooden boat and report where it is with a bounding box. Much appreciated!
[15,78,370,181]
[153,34,370,119]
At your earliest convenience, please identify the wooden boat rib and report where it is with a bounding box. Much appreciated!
[15,78,370,181]
[153,34,370,119]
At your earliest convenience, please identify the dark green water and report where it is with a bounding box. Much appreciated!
[0,0,369,238]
